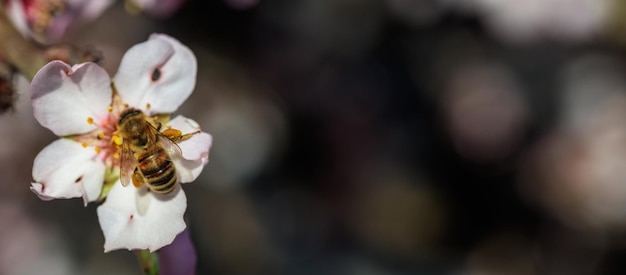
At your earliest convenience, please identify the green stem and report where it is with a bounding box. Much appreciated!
[137,250,160,275]
[97,166,120,201]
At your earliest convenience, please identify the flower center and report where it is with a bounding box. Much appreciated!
[74,94,179,171]
[78,107,123,168]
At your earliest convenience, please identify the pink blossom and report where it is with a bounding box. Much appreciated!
[3,0,114,42]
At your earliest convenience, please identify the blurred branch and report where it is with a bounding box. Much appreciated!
[0,9,47,81]
[44,43,102,65]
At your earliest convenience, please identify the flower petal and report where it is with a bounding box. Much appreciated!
[114,34,197,115]
[97,183,187,252]
[168,115,213,160]
[31,139,105,205]
[5,0,30,38]
[175,159,206,184]
[31,61,112,136]
[168,115,212,183]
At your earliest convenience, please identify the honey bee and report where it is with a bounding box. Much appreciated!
[117,108,198,194]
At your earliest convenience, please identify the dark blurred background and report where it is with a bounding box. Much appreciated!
[4,0,626,274]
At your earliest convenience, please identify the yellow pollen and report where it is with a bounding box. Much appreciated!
[112,135,123,146]
[94,147,101,153]
[163,128,182,139]
[113,153,120,159]
[87,117,94,124]
[146,103,151,110]
[107,106,113,112]
[98,132,105,139]
[81,142,88,148]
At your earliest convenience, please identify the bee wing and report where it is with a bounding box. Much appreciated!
[145,122,183,161]
[158,133,183,161]
[119,138,136,187]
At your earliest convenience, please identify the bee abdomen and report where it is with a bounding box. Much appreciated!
[143,162,177,194]
[138,149,177,194]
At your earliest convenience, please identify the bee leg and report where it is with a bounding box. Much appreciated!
[162,128,201,142]
[179,131,201,141]
[131,168,144,188]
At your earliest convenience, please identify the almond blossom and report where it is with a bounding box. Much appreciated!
[3,0,114,43]
[29,33,212,252]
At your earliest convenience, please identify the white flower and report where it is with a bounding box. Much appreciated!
[29,33,212,252]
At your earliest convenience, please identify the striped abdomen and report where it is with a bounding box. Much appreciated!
[137,145,177,194]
